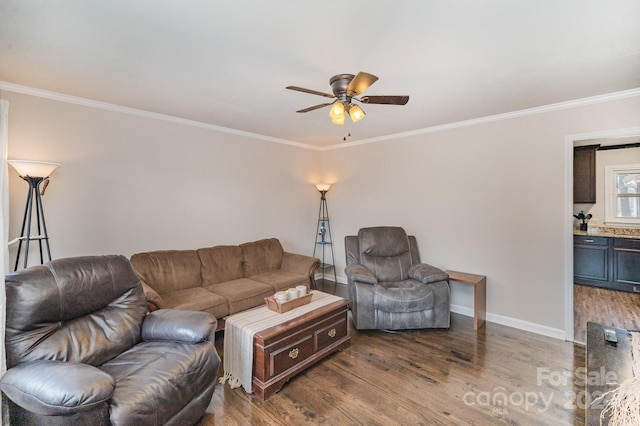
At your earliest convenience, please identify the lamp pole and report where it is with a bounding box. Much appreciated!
[14,176,52,270]
[8,160,60,270]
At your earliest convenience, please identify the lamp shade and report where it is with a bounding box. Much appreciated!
[331,115,345,125]
[348,104,366,123]
[8,160,60,178]
[329,101,345,120]
[315,184,331,192]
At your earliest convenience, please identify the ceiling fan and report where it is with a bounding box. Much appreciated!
[286,72,409,125]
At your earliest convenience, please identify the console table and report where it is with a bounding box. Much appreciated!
[445,270,486,330]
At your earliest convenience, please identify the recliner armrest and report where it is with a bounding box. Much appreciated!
[0,360,114,416]
[142,309,217,343]
[345,264,378,285]
[408,264,449,284]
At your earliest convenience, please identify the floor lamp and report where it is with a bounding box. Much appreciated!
[313,184,337,284]
[8,160,60,271]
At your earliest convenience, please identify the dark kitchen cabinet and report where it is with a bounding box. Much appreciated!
[573,145,598,204]
[574,236,609,283]
[612,238,640,288]
[574,236,640,293]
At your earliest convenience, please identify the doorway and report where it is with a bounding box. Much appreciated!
[565,127,640,343]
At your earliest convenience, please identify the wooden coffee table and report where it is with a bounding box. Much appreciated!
[252,298,351,400]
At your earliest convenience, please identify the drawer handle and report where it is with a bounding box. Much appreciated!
[289,348,299,359]
[328,328,337,338]
[584,239,594,243]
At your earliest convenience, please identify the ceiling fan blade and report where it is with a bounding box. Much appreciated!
[286,86,335,99]
[360,95,409,105]
[346,72,378,96]
[296,103,332,113]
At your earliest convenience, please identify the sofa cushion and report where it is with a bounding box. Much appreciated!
[358,227,412,282]
[140,281,165,310]
[161,287,229,319]
[101,340,219,425]
[359,226,410,257]
[206,278,274,315]
[4,255,146,368]
[240,238,284,277]
[0,360,114,416]
[373,280,434,313]
[130,250,202,294]
[197,245,244,286]
[249,270,309,292]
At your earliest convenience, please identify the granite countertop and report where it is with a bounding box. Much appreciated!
[574,226,640,239]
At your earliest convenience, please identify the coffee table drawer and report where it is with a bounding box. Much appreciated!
[315,317,348,351]
[269,335,314,377]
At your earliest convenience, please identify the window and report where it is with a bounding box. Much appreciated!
[605,164,640,226]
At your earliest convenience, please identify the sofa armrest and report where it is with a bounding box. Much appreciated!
[142,309,217,343]
[0,360,114,416]
[140,279,166,311]
[408,263,449,284]
[345,264,378,285]
[281,251,321,277]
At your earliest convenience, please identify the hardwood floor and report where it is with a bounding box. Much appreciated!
[574,283,640,344]
[199,282,586,425]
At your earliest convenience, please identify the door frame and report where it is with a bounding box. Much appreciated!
[564,126,640,341]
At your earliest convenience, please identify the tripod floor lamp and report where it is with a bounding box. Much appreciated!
[313,184,336,284]
[8,160,60,271]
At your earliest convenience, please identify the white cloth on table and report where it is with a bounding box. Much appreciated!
[219,290,344,394]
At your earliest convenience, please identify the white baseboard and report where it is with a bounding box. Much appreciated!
[315,274,347,285]
[450,304,565,340]
[318,275,566,340]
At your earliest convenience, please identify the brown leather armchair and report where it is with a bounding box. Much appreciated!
[1,255,221,425]
[345,226,450,330]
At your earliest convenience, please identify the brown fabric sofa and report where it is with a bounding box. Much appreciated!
[130,238,320,326]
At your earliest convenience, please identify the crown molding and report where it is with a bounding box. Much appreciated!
[320,87,640,151]
[0,81,319,151]
[2,81,639,152]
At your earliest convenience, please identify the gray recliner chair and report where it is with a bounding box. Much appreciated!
[345,226,450,330]
[1,255,221,425]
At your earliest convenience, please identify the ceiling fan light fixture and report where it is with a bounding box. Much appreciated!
[329,101,345,120]
[331,114,345,125]
[348,104,365,123]
[286,72,408,125]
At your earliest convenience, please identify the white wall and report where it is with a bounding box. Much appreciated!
[323,96,640,336]
[3,88,640,339]
[2,91,321,265]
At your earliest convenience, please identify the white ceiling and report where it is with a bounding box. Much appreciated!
[1,1,639,148]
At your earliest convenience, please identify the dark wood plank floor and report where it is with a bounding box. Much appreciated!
[199,281,586,425]
[574,283,640,344]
